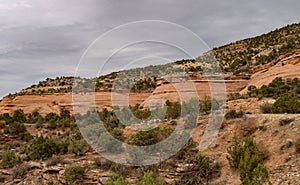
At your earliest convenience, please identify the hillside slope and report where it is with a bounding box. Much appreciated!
[0,23,300,115]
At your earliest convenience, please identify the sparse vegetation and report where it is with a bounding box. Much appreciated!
[64,166,85,184]
[225,110,244,119]
[177,152,221,185]
[104,173,130,185]
[136,171,166,185]
[272,93,300,114]
[227,136,270,185]
[12,164,30,179]
[1,147,21,168]
[26,136,67,160]
[0,23,299,185]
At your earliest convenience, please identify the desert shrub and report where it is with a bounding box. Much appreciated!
[20,132,33,141]
[27,111,44,124]
[245,77,300,99]
[27,136,67,160]
[68,139,90,156]
[12,164,30,179]
[12,109,26,123]
[46,156,65,167]
[295,139,300,153]
[133,109,151,120]
[4,121,26,135]
[64,166,85,184]
[260,102,273,113]
[177,153,220,185]
[225,110,244,119]
[272,93,300,113]
[1,148,21,168]
[227,136,270,185]
[165,101,181,119]
[236,118,258,138]
[227,93,244,101]
[104,173,130,185]
[131,77,157,91]
[0,113,13,124]
[110,164,133,178]
[47,181,54,185]
[136,171,166,185]
[131,127,173,146]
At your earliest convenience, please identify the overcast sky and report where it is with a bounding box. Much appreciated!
[0,0,299,98]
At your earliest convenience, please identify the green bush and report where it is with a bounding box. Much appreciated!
[68,139,90,156]
[246,77,300,99]
[12,109,26,123]
[131,127,173,146]
[1,148,21,168]
[165,101,181,119]
[27,137,67,160]
[46,156,65,167]
[64,166,85,184]
[225,110,244,119]
[136,171,166,185]
[227,136,270,185]
[272,93,300,113]
[104,173,130,185]
[4,121,26,135]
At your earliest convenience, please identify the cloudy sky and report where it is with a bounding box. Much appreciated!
[0,0,299,98]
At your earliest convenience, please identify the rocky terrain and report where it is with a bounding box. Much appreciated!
[0,23,300,185]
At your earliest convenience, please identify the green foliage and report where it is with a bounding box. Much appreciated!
[227,135,244,169]
[136,171,166,185]
[4,121,26,135]
[131,127,173,146]
[214,23,300,75]
[227,136,270,185]
[68,139,90,156]
[12,109,26,123]
[1,148,21,168]
[166,101,181,119]
[27,111,44,124]
[272,93,300,113]
[26,136,67,160]
[225,110,244,119]
[133,109,151,120]
[64,166,85,184]
[104,173,130,185]
[247,77,300,99]
[131,77,157,91]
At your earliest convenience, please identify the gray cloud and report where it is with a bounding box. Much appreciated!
[0,0,299,98]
